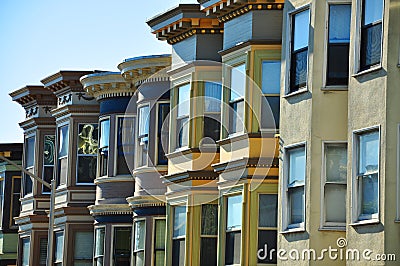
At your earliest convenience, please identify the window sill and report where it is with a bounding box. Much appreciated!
[319,226,346,232]
[283,88,308,99]
[321,86,348,91]
[352,65,383,78]
[279,227,305,234]
[75,183,95,186]
[349,219,380,227]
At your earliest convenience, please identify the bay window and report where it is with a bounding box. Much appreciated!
[57,125,69,186]
[360,0,383,70]
[172,206,186,266]
[323,143,347,227]
[54,231,64,266]
[225,195,242,265]
[200,204,218,266]
[138,105,150,167]
[356,130,379,220]
[327,4,351,86]
[176,84,190,149]
[286,145,306,229]
[134,220,146,266]
[43,135,55,193]
[77,123,98,184]
[261,61,281,129]
[117,117,135,175]
[94,227,105,266]
[204,82,222,143]
[113,227,132,266]
[229,64,245,135]
[24,136,35,195]
[258,194,278,264]
[289,9,310,93]
[157,103,170,165]
[154,219,166,266]
[99,119,110,177]
[74,231,94,266]
[10,176,21,227]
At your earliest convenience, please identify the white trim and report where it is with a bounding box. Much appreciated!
[320,141,347,230]
[284,4,311,95]
[114,115,136,177]
[56,123,70,187]
[155,101,170,166]
[94,225,106,266]
[98,116,111,179]
[110,224,133,266]
[351,125,381,224]
[281,142,307,232]
[136,103,151,169]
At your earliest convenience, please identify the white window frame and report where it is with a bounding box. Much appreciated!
[94,226,106,266]
[57,123,69,188]
[353,0,385,74]
[10,175,21,228]
[320,141,347,229]
[285,5,311,96]
[110,224,132,266]
[351,126,380,224]
[155,101,170,166]
[175,83,191,151]
[282,142,307,232]
[151,217,167,266]
[76,122,98,185]
[137,103,151,168]
[98,116,111,178]
[224,193,243,266]
[114,115,136,177]
[54,230,64,265]
[42,135,55,194]
[323,0,351,89]
[228,63,246,137]
[133,218,146,266]
[24,134,36,196]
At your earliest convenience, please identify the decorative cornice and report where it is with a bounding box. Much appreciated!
[163,170,218,184]
[50,104,100,119]
[212,157,279,174]
[10,85,57,108]
[126,195,166,209]
[88,204,133,216]
[217,2,284,23]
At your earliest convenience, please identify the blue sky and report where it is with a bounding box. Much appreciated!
[0,0,194,143]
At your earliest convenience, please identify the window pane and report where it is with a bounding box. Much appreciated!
[257,230,277,264]
[363,0,383,25]
[158,103,170,165]
[26,137,35,167]
[155,219,166,249]
[325,184,346,223]
[203,115,221,142]
[361,173,378,215]
[44,135,55,166]
[95,228,105,257]
[262,61,281,94]
[227,195,242,230]
[78,124,98,155]
[230,64,246,101]
[0,180,3,228]
[177,117,189,148]
[99,119,110,149]
[54,232,64,262]
[117,117,135,175]
[58,125,69,158]
[135,251,144,266]
[200,237,217,266]
[77,156,97,183]
[360,23,382,69]
[201,204,218,235]
[39,237,48,266]
[288,146,306,186]
[229,100,244,134]
[134,221,145,250]
[327,44,350,85]
[205,82,222,113]
[225,231,241,265]
[22,238,30,266]
[177,84,191,117]
[259,194,278,228]
[74,231,94,261]
[172,239,185,266]
[138,106,150,137]
[11,178,21,226]
[261,96,280,129]
[114,227,131,265]
[358,131,379,175]
[58,157,68,185]
[154,250,165,266]
[289,186,304,225]
[325,144,347,183]
[293,9,310,51]
[329,5,351,43]
[173,206,186,238]
[290,49,308,91]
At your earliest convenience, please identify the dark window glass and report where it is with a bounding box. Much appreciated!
[113,227,131,266]
[43,135,55,193]
[200,204,218,266]
[229,65,245,134]
[74,231,94,265]
[327,4,351,85]
[360,0,383,70]
[290,9,310,92]
[24,137,35,195]
[200,238,217,266]
[261,96,280,129]
[176,84,190,149]
[11,177,21,227]
[225,231,241,265]
[117,117,135,175]
[204,82,222,142]
[259,194,278,228]
[77,124,98,183]
[39,237,48,266]
[158,103,170,165]
[154,219,166,266]
[138,106,150,167]
[99,119,110,177]
[57,125,69,186]
[257,231,277,264]
[172,239,185,266]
